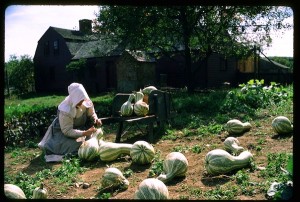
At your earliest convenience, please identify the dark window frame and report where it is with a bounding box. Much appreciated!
[53,40,59,55]
[44,41,50,56]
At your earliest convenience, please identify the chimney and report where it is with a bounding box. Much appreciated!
[79,19,92,34]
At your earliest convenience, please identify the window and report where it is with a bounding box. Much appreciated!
[53,40,59,55]
[44,41,50,56]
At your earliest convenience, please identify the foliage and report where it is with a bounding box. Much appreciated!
[66,58,87,82]
[5,54,35,95]
[4,93,114,147]
[66,58,87,71]
[220,79,292,114]
[94,6,292,91]
[269,56,293,69]
[6,157,86,198]
[259,153,293,200]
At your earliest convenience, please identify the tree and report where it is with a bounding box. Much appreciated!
[5,55,35,95]
[94,5,292,91]
[66,58,87,83]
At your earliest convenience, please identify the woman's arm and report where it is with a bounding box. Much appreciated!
[59,111,86,138]
[87,105,102,127]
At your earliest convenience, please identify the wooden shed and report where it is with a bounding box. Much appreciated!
[116,50,157,93]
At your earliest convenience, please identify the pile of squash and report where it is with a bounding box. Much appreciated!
[120,86,157,117]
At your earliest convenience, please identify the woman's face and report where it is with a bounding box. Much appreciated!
[76,100,84,108]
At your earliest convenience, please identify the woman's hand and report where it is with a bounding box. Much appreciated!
[94,118,102,128]
[83,126,97,137]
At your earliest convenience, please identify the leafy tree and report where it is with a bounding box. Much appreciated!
[5,54,35,95]
[66,58,87,82]
[269,57,293,69]
[94,6,292,91]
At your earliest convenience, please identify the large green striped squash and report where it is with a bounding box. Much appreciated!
[134,91,149,116]
[205,149,253,175]
[101,167,129,190]
[224,119,252,135]
[120,94,135,116]
[78,128,103,161]
[223,137,244,155]
[130,140,155,165]
[4,184,27,199]
[272,116,293,135]
[157,152,188,183]
[98,140,133,162]
[134,178,169,199]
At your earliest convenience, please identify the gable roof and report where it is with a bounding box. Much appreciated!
[51,27,87,41]
[72,38,124,59]
[260,57,292,71]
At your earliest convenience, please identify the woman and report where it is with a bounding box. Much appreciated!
[38,83,102,162]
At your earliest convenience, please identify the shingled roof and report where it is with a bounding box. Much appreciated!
[51,27,87,41]
[72,38,124,59]
[50,26,156,62]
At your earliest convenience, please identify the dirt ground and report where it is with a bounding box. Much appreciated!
[4,112,293,200]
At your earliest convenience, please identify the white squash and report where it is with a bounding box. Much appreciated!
[32,183,48,199]
[157,152,188,183]
[99,140,133,162]
[78,128,103,161]
[205,149,253,175]
[224,119,252,135]
[134,91,149,116]
[130,140,155,165]
[101,167,129,190]
[272,116,293,135]
[223,137,244,155]
[134,178,169,199]
[4,184,26,199]
[120,94,135,116]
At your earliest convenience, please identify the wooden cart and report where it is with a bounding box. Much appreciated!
[100,90,175,143]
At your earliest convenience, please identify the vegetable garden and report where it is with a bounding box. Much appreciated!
[4,79,293,200]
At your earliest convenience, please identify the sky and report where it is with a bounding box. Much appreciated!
[4,5,294,62]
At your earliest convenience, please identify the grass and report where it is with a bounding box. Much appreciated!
[4,81,293,199]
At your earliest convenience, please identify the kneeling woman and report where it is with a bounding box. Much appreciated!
[38,83,102,162]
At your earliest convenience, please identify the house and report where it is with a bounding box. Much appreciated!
[34,19,94,93]
[34,19,292,94]
[34,19,157,93]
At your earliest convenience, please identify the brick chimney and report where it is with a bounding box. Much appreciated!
[79,19,92,34]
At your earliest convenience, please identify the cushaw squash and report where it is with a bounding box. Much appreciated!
[4,184,26,199]
[120,93,135,116]
[32,183,48,199]
[134,91,149,116]
[142,86,157,104]
[78,128,103,161]
[223,137,244,155]
[142,86,157,95]
[272,116,293,135]
[98,140,133,162]
[134,178,169,199]
[224,119,252,135]
[157,152,188,183]
[205,149,253,175]
[101,167,129,190]
[130,140,155,165]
